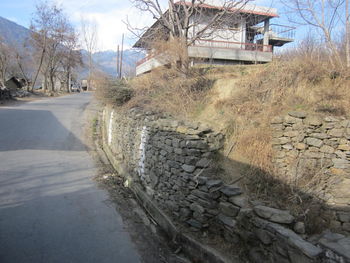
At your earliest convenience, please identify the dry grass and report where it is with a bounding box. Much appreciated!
[98,48,349,232]
[125,67,214,118]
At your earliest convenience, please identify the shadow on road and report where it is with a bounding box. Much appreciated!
[0,108,87,152]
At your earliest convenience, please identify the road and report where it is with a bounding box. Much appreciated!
[0,93,141,263]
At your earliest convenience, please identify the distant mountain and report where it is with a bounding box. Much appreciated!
[0,17,31,48]
[0,16,142,78]
[92,50,144,77]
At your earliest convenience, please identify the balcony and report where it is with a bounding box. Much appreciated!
[135,40,274,75]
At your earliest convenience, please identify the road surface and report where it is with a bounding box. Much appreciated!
[0,93,141,263]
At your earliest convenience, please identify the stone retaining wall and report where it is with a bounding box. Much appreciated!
[102,106,349,263]
[271,112,350,234]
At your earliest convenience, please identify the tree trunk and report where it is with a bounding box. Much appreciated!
[346,0,350,68]
[66,69,71,93]
[50,72,55,93]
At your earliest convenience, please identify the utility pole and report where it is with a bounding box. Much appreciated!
[119,33,124,79]
[117,45,119,79]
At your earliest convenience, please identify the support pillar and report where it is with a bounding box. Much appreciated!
[263,18,270,52]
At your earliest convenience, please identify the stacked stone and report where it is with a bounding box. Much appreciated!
[237,205,350,263]
[271,112,350,234]
[103,106,349,263]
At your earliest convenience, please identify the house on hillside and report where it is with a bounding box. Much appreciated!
[133,1,294,75]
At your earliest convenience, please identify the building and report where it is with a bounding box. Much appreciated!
[5,77,28,92]
[133,1,294,75]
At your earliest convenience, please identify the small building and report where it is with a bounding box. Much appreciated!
[5,77,28,92]
[133,1,295,75]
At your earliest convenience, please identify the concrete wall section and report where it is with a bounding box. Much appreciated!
[188,46,273,63]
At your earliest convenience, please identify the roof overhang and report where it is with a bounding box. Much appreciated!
[133,1,278,49]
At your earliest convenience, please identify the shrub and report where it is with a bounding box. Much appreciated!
[95,78,134,106]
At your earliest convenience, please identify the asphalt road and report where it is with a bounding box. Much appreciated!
[0,93,141,263]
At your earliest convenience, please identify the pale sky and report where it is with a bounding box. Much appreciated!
[0,0,311,51]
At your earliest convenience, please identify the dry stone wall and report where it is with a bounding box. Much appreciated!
[271,112,350,234]
[102,106,349,263]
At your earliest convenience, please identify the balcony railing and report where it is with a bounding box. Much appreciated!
[270,24,296,39]
[192,39,273,52]
[136,53,155,67]
[136,39,272,67]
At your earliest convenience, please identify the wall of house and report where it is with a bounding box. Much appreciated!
[189,12,245,45]
[271,112,350,234]
[101,105,349,263]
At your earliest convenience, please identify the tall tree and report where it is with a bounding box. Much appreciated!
[60,26,82,93]
[81,18,98,90]
[31,1,76,92]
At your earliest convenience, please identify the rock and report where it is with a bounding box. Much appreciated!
[229,196,248,207]
[288,111,307,119]
[294,222,306,234]
[285,115,302,124]
[282,144,293,150]
[254,205,294,224]
[219,202,240,217]
[190,202,205,214]
[181,164,196,173]
[324,116,339,122]
[279,137,291,145]
[284,131,299,137]
[329,128,344,137]
[295,143,307,150]
[305,116,322,126]
[185,156,199,165]
[185,140,208,149]
[332,158,350,169]
[196,158,210,168]
[337,212,350,223]
[186,219,202,229]
[192,190,211,200]
[318,231,350,260]
[266,222,322,258]
[320,145,335,154]
[305,137,323,148]
[338,144,350,151]
[255,229,272,245]
[206,179,223,188]
[197,176,208,185]
[310,133,329,139]
[176,126,189,133]
[342,223,350,232]
[220,185,242,197]
[217,213,237,228]
[179,208,191,221]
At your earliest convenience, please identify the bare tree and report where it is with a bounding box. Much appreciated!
[31,1,80,93]
[81,18,98,90]
[0,38,12,87]
[12,43,34,91]
[280,0,346,68]
[60,26,82,92]
[127,0,252,71]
